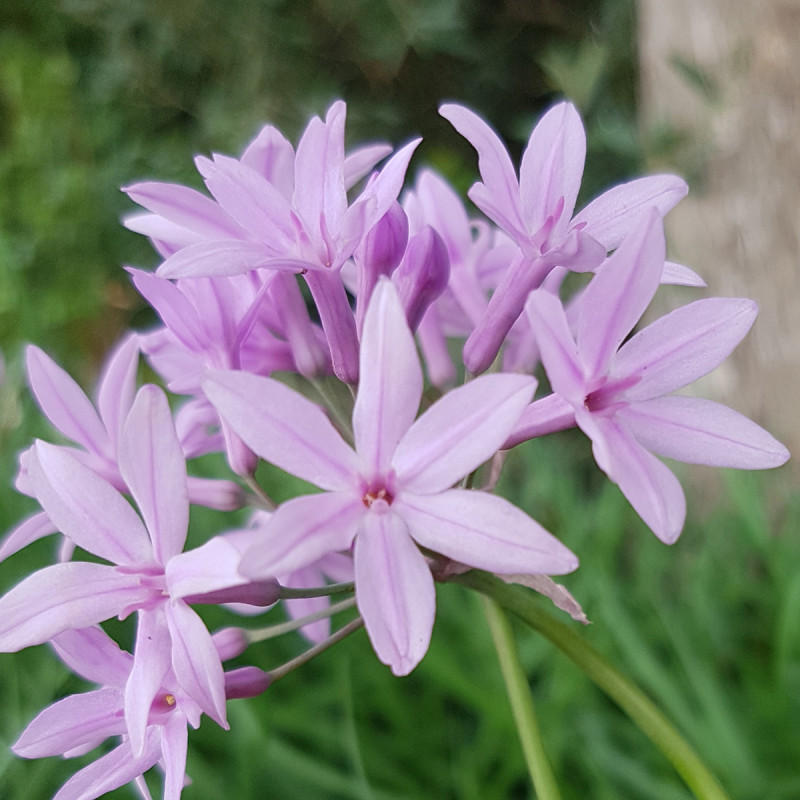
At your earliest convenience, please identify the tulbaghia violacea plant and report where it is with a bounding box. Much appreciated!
[0,99,789,800]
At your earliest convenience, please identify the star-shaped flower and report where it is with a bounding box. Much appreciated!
[204,280,577,675]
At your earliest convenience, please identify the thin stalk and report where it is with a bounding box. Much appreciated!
[279,581,355,599]
[454,571,731,800]
[269,616,364,682]
[244,474,277,510]
[246,597,358,644]
[482,596,562,800]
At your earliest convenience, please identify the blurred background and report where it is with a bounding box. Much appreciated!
[0,1,798,798]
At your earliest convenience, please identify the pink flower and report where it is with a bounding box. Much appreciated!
[204,280,577,675]
[510,210,789,542]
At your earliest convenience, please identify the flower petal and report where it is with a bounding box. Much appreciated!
[52,734,162,800]
[119,385,188,563]
[572,174,688,250]
[576,209,665,378]
[26,346,111,458]
[29,442,153,566]
[619,396,789,469]
[579,412,686,543]
[353,279,422,475]
[166,601,227,729]
[162,712,190,800]
[52,627,133,687]
[503,393,576,449]
[394,374,535,493]
[355,511,435,676]
[398,490,578,575]
[240,492,362,578]
[519,101,585,231]
[13,688,125,758]
[204,370,360,491]
[613,298,758,400]
[0,511,57,564]
[439,103,526,240]
[0,562,152,651]
[527,290,585,404]
[157,239,290,279]
[125,607,172,756]
[95,333,140,450]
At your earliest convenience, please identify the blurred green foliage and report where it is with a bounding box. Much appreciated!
[1,2,798,800]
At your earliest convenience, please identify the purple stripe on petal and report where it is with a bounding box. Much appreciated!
[30,442,153,567]
[13,688,125,758]
[355,511,435,676]
[398,490,578,576]
[0,562,153,652]
[612,298,758,400]
[119,386,188,564]
[240,492,362,578]
[619,397,789,469]
[204,370,360,491]
[353,280,422,476]
[394,373,534,494]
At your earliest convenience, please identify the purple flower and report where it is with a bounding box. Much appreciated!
[204,280,577,675]
[509,210,789,542]
[440,101,689,374]
[0,386,272,749]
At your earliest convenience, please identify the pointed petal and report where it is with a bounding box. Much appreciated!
[0,562,152,651]
[96,333,140,449]
[503,393,576,449]
[573,174,688,250]
[353,280,422,475]
[196,153,296,249]
[166,601,227,728]
[579,412,686,543]
[613,298,758,400]
[26,346,111,458]
[398,490,578,575]
[29,442,153,566]
[161,712,190,800]
[125,608,172,755]
[394,374,535,493]
[576,209,665,377]
[661,260,705,287]
[343,142,393,189]
[439,104,526,239]
[355,511,435,676]
[52,735,162,800]
[13,688,125,758]
[240,124,295,197]
[527,290,586,403]
[240,492,362,578]
[52,627,133,687]
[619,397,790,469]
[0,511,57,563]
[204,370,360,491]
[156,239,291,279]
[123,180,244,240]
[293,100,347,234]
[166,531,258,600]
[519,101,585,230]
[128,268,206,352]
[119,386,188,563]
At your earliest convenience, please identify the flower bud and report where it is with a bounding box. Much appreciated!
[224,666,272,699]
[394,226,450,332]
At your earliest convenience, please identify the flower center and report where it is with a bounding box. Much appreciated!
[362,486,394,508]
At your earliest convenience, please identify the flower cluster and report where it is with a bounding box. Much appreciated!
[0,99,788,799]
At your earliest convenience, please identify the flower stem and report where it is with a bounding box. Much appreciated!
[269,616,364,682]
[482,596,562,800]
[279,581,355,599]
[246,597,358,644]
[455,571,731,800]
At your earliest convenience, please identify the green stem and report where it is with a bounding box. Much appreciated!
[482,596,562,800]
[455,571,731,800]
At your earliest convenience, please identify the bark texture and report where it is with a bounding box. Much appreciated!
[639,0,800,456]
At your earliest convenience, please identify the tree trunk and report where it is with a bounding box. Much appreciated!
[638,0,800,459]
